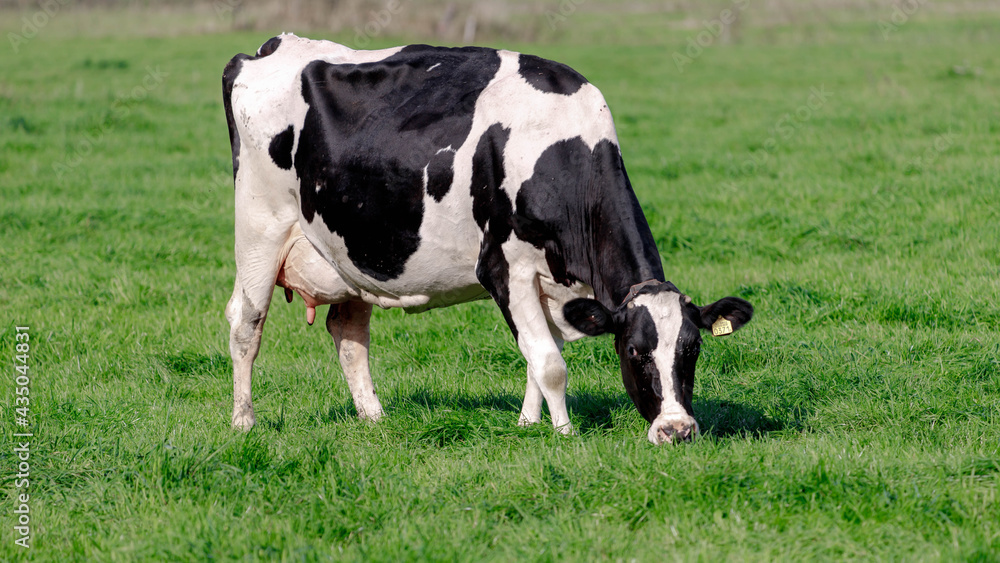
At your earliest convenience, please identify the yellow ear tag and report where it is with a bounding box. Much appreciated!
[711,316,733,337]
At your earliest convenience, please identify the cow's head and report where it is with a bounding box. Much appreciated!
[564,281,753,445]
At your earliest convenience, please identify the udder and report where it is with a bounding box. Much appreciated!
[276,224,355,324]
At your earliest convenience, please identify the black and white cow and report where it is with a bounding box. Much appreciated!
[222,34,753,445]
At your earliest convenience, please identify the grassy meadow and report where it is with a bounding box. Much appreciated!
[1,2,999,560]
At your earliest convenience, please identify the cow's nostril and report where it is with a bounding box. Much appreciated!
[655,423,694,445]
[649,419,698,445]
[656,426,676,445]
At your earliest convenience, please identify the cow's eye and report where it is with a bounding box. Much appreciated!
[627,345,639,358]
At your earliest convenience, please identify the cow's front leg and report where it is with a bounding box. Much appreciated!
[326,300,383,421]
[517,332,565,427]
[518,374,543,426]
[479,243,572,433]
[518,326,571,434]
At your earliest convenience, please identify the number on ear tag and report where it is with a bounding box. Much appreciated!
[711,317,733,337]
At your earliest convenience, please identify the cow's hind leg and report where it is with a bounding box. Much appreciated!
[326,301,384,421]
[227,178,298,430]
[227,276,269,430]
[227,237,289,430]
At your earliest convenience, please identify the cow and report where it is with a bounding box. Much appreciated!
[222,34,753,445]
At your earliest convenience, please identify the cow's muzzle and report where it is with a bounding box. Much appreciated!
[648,416,699,445]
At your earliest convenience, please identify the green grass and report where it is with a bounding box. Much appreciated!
[2,6,999,561]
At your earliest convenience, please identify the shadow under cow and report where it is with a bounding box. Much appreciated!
[312,387,796,440]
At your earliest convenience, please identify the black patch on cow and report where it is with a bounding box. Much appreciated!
[476,243,516,341]
[470,124,512,233]
[256,36,282,58]
[672,319,700,416]
[469,123,517,338]
[268,125,294,170]
[616,305,662,423]
[222,53,250,182]
[518,53,588,95]
[295,45,502,281]
[425,150,454,202]
[513,137,664,307]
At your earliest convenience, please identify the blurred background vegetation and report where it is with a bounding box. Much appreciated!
[2,0,998,46]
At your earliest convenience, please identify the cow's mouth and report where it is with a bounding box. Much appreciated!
[648,416,699,445]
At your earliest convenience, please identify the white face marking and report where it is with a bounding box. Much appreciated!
[631,292,699,444]
[632,292,684,410]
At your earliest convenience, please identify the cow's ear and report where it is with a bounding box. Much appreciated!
[696,297,754,335]
[564,298,617,336]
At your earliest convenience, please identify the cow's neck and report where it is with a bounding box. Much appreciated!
[585,175,665,308]
[515,138,665,310]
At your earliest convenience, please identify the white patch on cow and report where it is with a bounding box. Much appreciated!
[421,164,429,192]
[435,145,455,155]
[427,62,441,72]
[631,292,699,444]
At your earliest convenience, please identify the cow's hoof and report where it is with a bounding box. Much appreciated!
[232,411,256,431]
[555,423,576,436]
[517,415,541,427]
[358,411,384,423]
[356,405,384,422]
